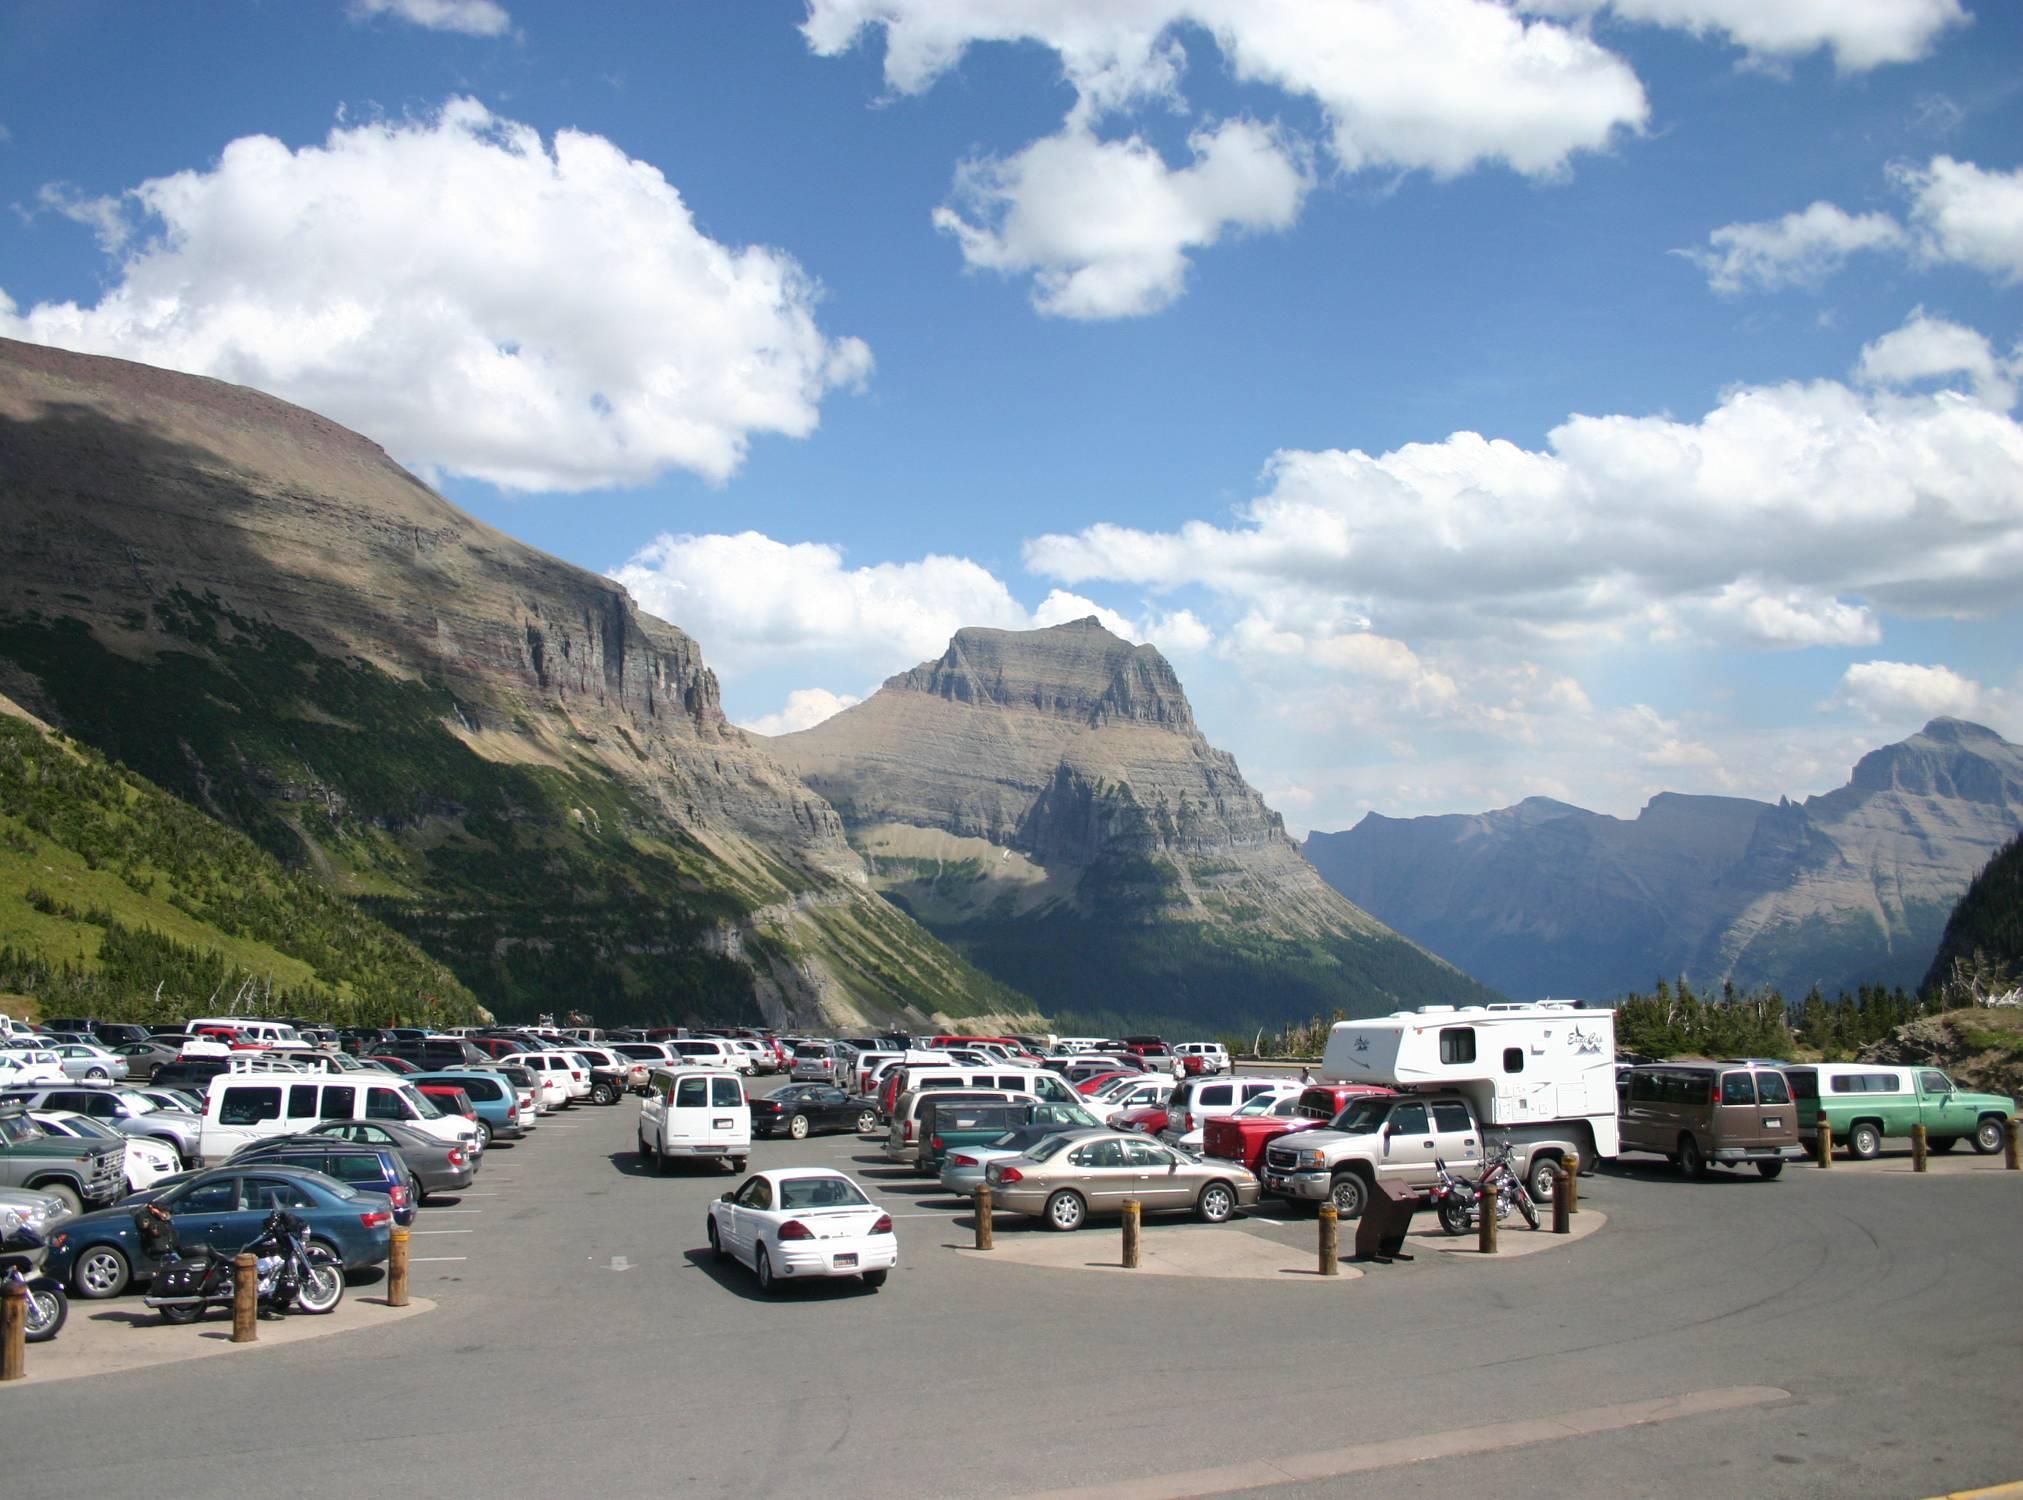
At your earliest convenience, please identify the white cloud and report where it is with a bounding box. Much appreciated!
[738,688,862,737]
[1679,201,1907,293]
[0,98,871,492]
[1857,308,2018,410]
[349,0,512,37]
[1027,310,2023,643]
[26,183,132,254]
[1894,155,2023,283]
[1529,0,1967,72]
[1141,607,1213,654]
[1031,589,1139,640]
[1834,660,1984,721]
[933,119,1309,319]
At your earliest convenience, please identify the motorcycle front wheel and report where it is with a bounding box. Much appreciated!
[25,1285,67,1342]
[1436,1196,1471,1237]
[1512,1186,1540,1230]
[295,1251,344,1314]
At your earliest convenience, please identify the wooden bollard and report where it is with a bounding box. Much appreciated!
[2006,1118,2020,1171]
[1317,1202,1339,1275]
[972,1185,993,1251]
[1816,1121,1833,1168]
[231,1253,258,1343]
[1,1280,25,1381]
[1552,1169,1572,1234]
[1121,1199,1141,1269]
[1912,1123,1928,1172]
[1477,1184,1498,1254]
[1562,1153,1580,1214]
[388,1226,411,1308]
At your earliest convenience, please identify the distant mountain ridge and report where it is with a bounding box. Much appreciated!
[770,619,1496,1031]
[1304,718,2023,1000]
[0,336,1029,1030]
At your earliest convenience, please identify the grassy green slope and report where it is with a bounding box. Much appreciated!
[0,710,480,1026]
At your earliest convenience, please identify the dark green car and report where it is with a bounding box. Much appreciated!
[917,1099,1098,1173]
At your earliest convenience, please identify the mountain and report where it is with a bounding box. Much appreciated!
[1922,832,2023,997]
[767,619,1494,1032]
[0,693,481,1027]
[1306,719,2023,1000]
[0,336,1031,1030]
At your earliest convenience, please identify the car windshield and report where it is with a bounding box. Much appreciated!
[1330,1098,1391,1134]
[118,1094,158,1114]
[52,1116,120,1140]
[403,1087,443,1120]
[0,1114,47,1145]
[1232,1095,1281,1117]
[777,1176,870,1210]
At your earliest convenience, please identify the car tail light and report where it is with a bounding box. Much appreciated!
[903,1120,916,1142]
[506,1103,518,1121]
[360,1210,391,1228]
[448,1148,467,1166]
[951,1154,977,1167]
[996,1167,1023,1184]
[778,1219,815,1241]
[929,1135,944,1151]
[870,1214,893,1234]
[390,1183,410,1208]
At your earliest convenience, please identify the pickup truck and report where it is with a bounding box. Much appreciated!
[1257,1089,1585,1218]
[1204,1085,1393,1174]
[0,1105,128,1214]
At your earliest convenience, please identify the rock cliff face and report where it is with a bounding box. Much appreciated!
[0,336,1027,1029]
[770,621,1493,1030]
[1305,719,2023,1000]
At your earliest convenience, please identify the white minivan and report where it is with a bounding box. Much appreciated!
[198,1071,480,1164]
[639,1068,749,1173]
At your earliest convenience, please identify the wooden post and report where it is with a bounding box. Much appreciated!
[1477,1184,1498,1254]
[1816,1121,1833,1169]
[1121,1199,1141,1269]
[972,1185,993,1251]
[1317,1202,1339,1275]
[388,1226,411,1308]
[231,1253,257,1343]
[1911,1123,1928,1172]
[0,1280,25,1381]
[1552,1169,1572,1235]
[1562,1153,1581,1214]
[2006,1118,2020,1171]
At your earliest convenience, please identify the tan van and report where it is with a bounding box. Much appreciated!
[1618,1061,1806,1179]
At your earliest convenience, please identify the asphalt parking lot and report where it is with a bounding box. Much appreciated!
[2,1084,2019,1500]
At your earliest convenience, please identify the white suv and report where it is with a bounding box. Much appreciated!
[1163,1077,1305,1146]
[1174,1042,1230,1075]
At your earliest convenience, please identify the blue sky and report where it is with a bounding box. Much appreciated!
[4,0,2020,831]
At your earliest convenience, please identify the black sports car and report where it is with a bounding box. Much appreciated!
[751,1085,880,1140]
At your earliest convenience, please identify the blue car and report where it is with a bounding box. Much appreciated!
[409,1069,530,1145]
[47,1164,393,1300]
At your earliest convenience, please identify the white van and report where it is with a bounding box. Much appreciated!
[500,1051,591,1103]
[182,1018,310,1051]
[198,1071,479,1164]
[639,1067,749,1172]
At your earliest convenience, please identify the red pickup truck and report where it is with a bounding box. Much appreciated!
[1202,1084,1393,1174]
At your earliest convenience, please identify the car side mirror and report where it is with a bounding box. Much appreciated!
[720,1191,735,1203]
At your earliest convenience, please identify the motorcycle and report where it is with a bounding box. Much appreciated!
[135,1202,345,1324]
[0,1213,69,1343]
[1429,1143,1540,1235]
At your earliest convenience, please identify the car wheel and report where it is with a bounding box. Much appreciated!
[638,1128,652,1164]
[861,1269,888,1290]
[72,1244,130,1299]
[85,1067,109,1081]
[856,1109,879,1133]
[1197,1181,1237,1223]
[1848,1122,1882,1161]
[707,1216,725,1262]
[1929,1135,1959,1153]
[1043,1190,1087,1232]
[475,1120,492,1149]
[787,1114,811,1140]
[1756,1161,1785,1179]
[38,1184,82,1218]
[1678,1135,1709,1177]
[1328,1170,1368,1219]
[591,1082,617,1106]
[655,1135,671,1176]
[755,1245,778,1295]
[727,1157,746,1173]
[1971,1116,2006,1155]
[1526,1155,1560,1204]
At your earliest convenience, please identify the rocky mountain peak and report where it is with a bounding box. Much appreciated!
[889,619,1195,732]
[1843,718,2023,804]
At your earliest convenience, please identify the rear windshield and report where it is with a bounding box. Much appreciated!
[777,1176,869,1210]
[1755,1071,1791,1104]
[1025,1134,1075,1162]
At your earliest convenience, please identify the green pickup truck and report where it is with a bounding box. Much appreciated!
[0,1105,128,1213]
[1784,1065,2016,1158]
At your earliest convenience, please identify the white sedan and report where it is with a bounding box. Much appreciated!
[706,1168,896,1294]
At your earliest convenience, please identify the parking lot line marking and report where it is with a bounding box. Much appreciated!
[411,1229,475,1235]
[1000,1386,1791,1500]
[888,1212,955,1218]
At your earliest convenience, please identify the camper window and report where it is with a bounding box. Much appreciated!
[1439,1027,1476,1065]
[1502,1047,1524,1074]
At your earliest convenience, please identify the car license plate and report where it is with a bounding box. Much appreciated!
[833,1252,857,1268]
[1763,1118,1782,1128]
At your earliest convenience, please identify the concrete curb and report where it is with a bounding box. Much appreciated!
[9,1293,435,1385]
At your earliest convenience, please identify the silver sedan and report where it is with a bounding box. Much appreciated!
[51,1043,128,1082]
[983,1128,1261,1231]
